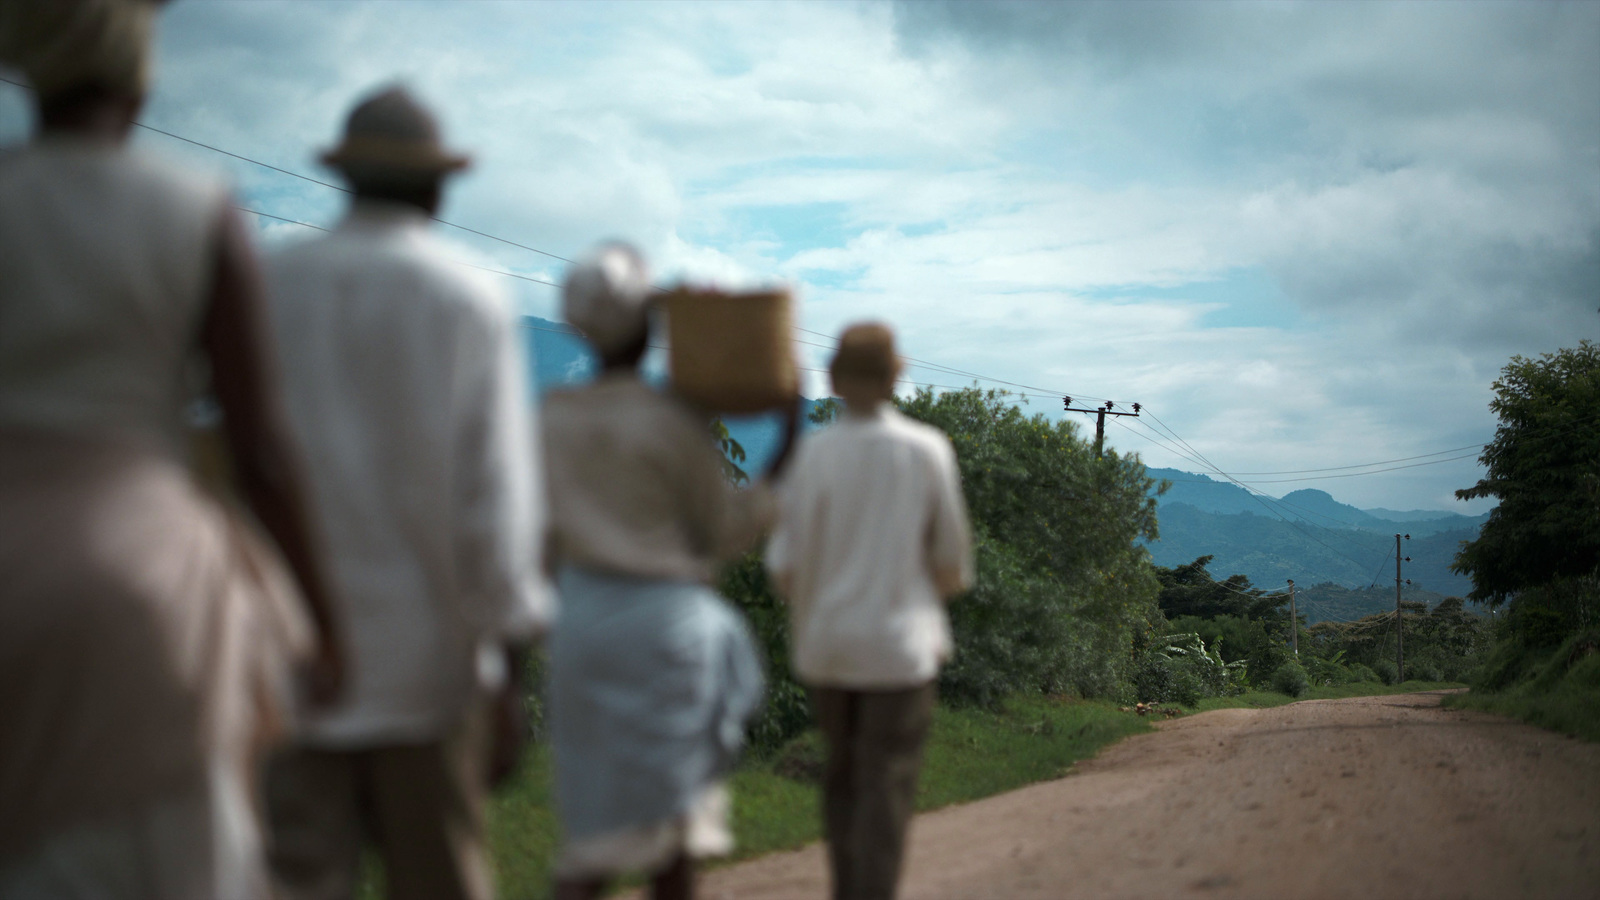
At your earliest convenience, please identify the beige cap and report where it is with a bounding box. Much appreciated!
[829,322,902,383]
[320,85,470,178]
[0,0,161,99]
[563,243,653,355]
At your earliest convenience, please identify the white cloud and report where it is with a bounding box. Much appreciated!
[3,0,1592,511]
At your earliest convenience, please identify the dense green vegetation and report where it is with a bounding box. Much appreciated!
[723,387,1491,740]
[1442,342,1599,738]
[1295,582,1446,625]
[1137,553,1487,705]
[724,387,1165,754]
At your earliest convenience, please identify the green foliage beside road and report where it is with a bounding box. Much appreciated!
[898,387,1163,706]
[1452,341,1600,609]
[1443,630,1600,742]
[724,387,1166,744]
[1444,342,1599,739]
[1187,681,1464,712]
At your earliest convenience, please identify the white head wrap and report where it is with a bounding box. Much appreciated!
[562,242,653,356]
[0,0,160,99]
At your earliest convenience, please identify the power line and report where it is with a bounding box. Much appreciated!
[236,205,562,288]
[1223,444,1486,476]
[1151,451,1483,484]
[520,321,996,395]
[0,75,1131,407]
[1,74,1509,499]
[0,72,582,268]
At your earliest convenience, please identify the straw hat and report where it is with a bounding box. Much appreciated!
[830,322,902,385]
[563,243,653,356]
[320,85,470,177]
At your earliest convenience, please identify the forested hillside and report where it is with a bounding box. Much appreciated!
[1143,467,1482,597]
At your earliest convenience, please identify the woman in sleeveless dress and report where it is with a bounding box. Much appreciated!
[0,2,342,897]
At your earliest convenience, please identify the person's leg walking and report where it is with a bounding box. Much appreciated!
[650,850,693,900]
[851,683,935,900]
[367,707,493,900]
[263,746,365,900]
[811,688,860,900]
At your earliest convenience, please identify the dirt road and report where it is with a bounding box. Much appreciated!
[695,691,1600,899]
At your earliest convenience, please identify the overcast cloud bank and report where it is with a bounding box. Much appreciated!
[2,0,1594,510]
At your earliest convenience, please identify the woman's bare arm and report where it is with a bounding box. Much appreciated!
[201,205,344,705]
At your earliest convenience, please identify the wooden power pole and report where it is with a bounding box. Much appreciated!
[1062,398,1141,459]
[1287,579,1298,657]
[1394,533,1410,682]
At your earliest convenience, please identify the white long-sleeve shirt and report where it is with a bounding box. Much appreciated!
[765,405,974,689]
[266,201,548,745]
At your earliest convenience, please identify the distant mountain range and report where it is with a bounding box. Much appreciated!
[519,317,1486,619]
[1145,468,1486,618]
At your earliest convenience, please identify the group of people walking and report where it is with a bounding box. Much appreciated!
[0,3,974,900]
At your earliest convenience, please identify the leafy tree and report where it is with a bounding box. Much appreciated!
[1305,597,1487,684]
[1155,556,1288,625]
[897,387,1163,704]
[710,417,749,484]
[1453,341,1600,611]
[1166,613,1289,686]
[807,396,841,426]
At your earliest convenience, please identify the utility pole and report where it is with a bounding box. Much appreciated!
[1287,579,1298,657]
[1062,398,1141,459]
[1395,533,1411,682]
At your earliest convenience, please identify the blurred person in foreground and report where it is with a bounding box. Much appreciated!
[260,85,548,900]
[765,323,973,900]
[0,0,344,897]
[542,245,798,900]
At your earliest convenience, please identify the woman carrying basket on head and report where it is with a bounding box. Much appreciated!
[542,244,799,900]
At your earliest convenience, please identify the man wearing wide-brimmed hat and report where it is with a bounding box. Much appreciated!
[766,323,973,900]
[261,85,548,900]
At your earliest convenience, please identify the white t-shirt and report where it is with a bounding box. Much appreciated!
[766,405,974,689]
[266,201,549,745]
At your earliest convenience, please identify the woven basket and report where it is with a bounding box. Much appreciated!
[666,287,797,413]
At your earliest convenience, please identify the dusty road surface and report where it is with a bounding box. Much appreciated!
[691,691,1600,900]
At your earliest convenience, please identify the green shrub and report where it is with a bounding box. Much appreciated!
[1372,657,1399,685]
[1304,652,1365,687]
[1270,660,1310,697]
[719,552,812,754]
[1132,633,1242,704]
[1445,629,1600,742]
[1167,613,1288,688]
[1344,662,1381,684]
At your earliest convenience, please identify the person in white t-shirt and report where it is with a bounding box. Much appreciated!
[765,322,974,900]
[261,86,547,900]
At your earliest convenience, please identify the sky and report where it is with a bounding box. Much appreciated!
[3,0,1595,512]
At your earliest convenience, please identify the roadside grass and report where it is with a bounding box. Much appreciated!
[471,694,1151,899]
[1187,680,1465,713]
[1442,634,1600,742]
